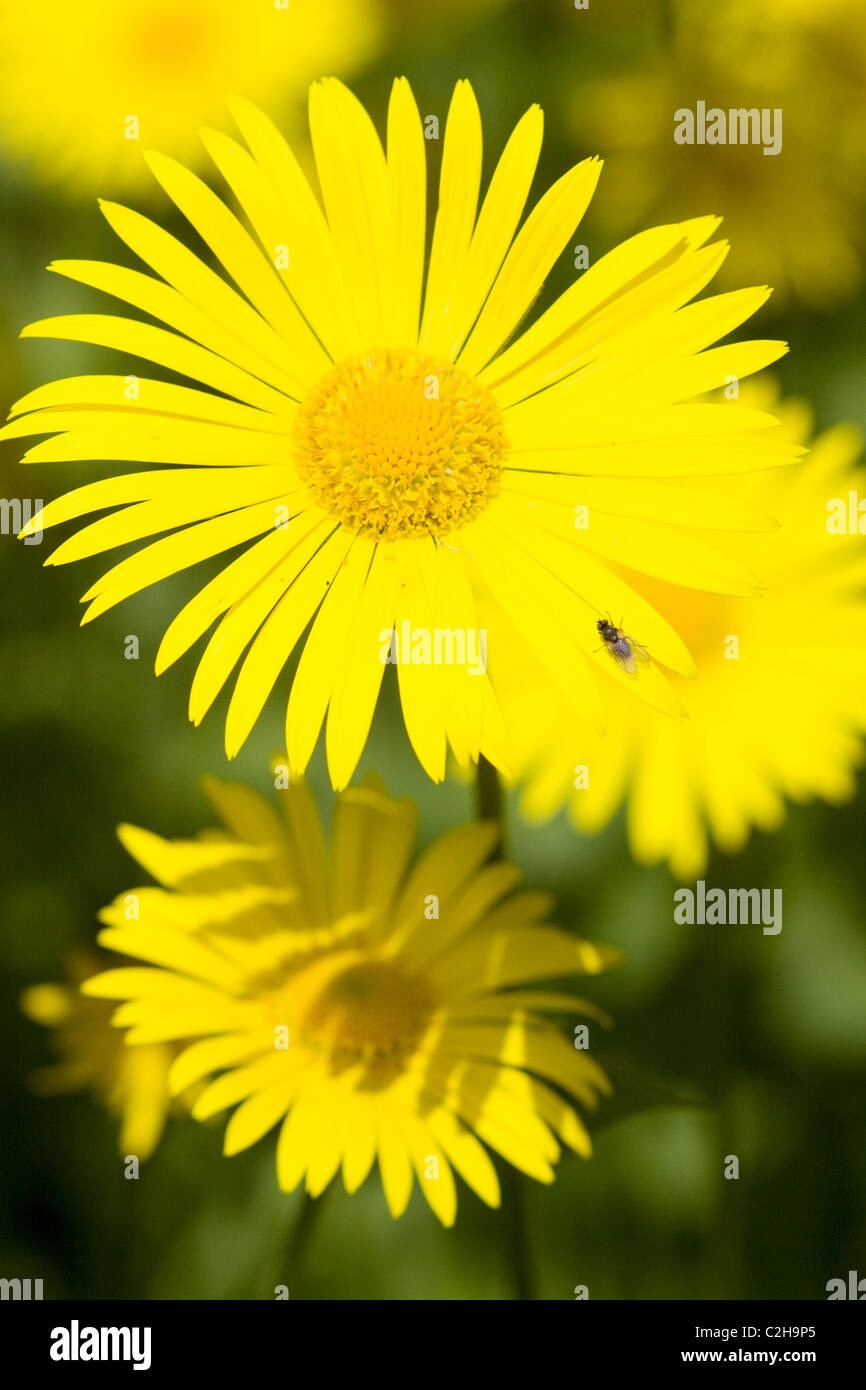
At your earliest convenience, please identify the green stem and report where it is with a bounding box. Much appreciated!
[475,753,506,856]
[263,1190,324,1300]
[475,756,535,1300]
[502,1166,534,1301]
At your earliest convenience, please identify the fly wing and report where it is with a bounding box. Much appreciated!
[620,631,650,664]
[610,644,637,675]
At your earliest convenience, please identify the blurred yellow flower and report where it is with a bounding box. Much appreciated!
[575,0,866,306]
[0,0,381,193]
[82,774,619,1225]
[507,384,866,877]
[4,79,798,787]
[20,948,184,1158]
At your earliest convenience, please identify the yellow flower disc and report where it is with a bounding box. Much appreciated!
[292,349,506,541]
[289,950,435,1068]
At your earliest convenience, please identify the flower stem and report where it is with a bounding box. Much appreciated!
[475,755,535,1301]
[502,1166,534,1301]
[475,753,506,853]
[263,1190,324,1300]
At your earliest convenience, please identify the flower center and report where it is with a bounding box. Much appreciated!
[292,349,506,541]
[128,5,215,72]
[284,950,434,1063]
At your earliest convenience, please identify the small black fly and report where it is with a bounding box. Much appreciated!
[595,615,650,675]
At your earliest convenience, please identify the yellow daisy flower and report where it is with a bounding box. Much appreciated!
[507,386,866,877]
[82,774,619,1225]
[0,0,380,193]
[576,0,865,306]
[20,948,183,1158]
[5,79,798,788]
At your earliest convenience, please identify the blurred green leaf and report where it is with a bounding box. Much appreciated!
[592,1054,705,1130]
